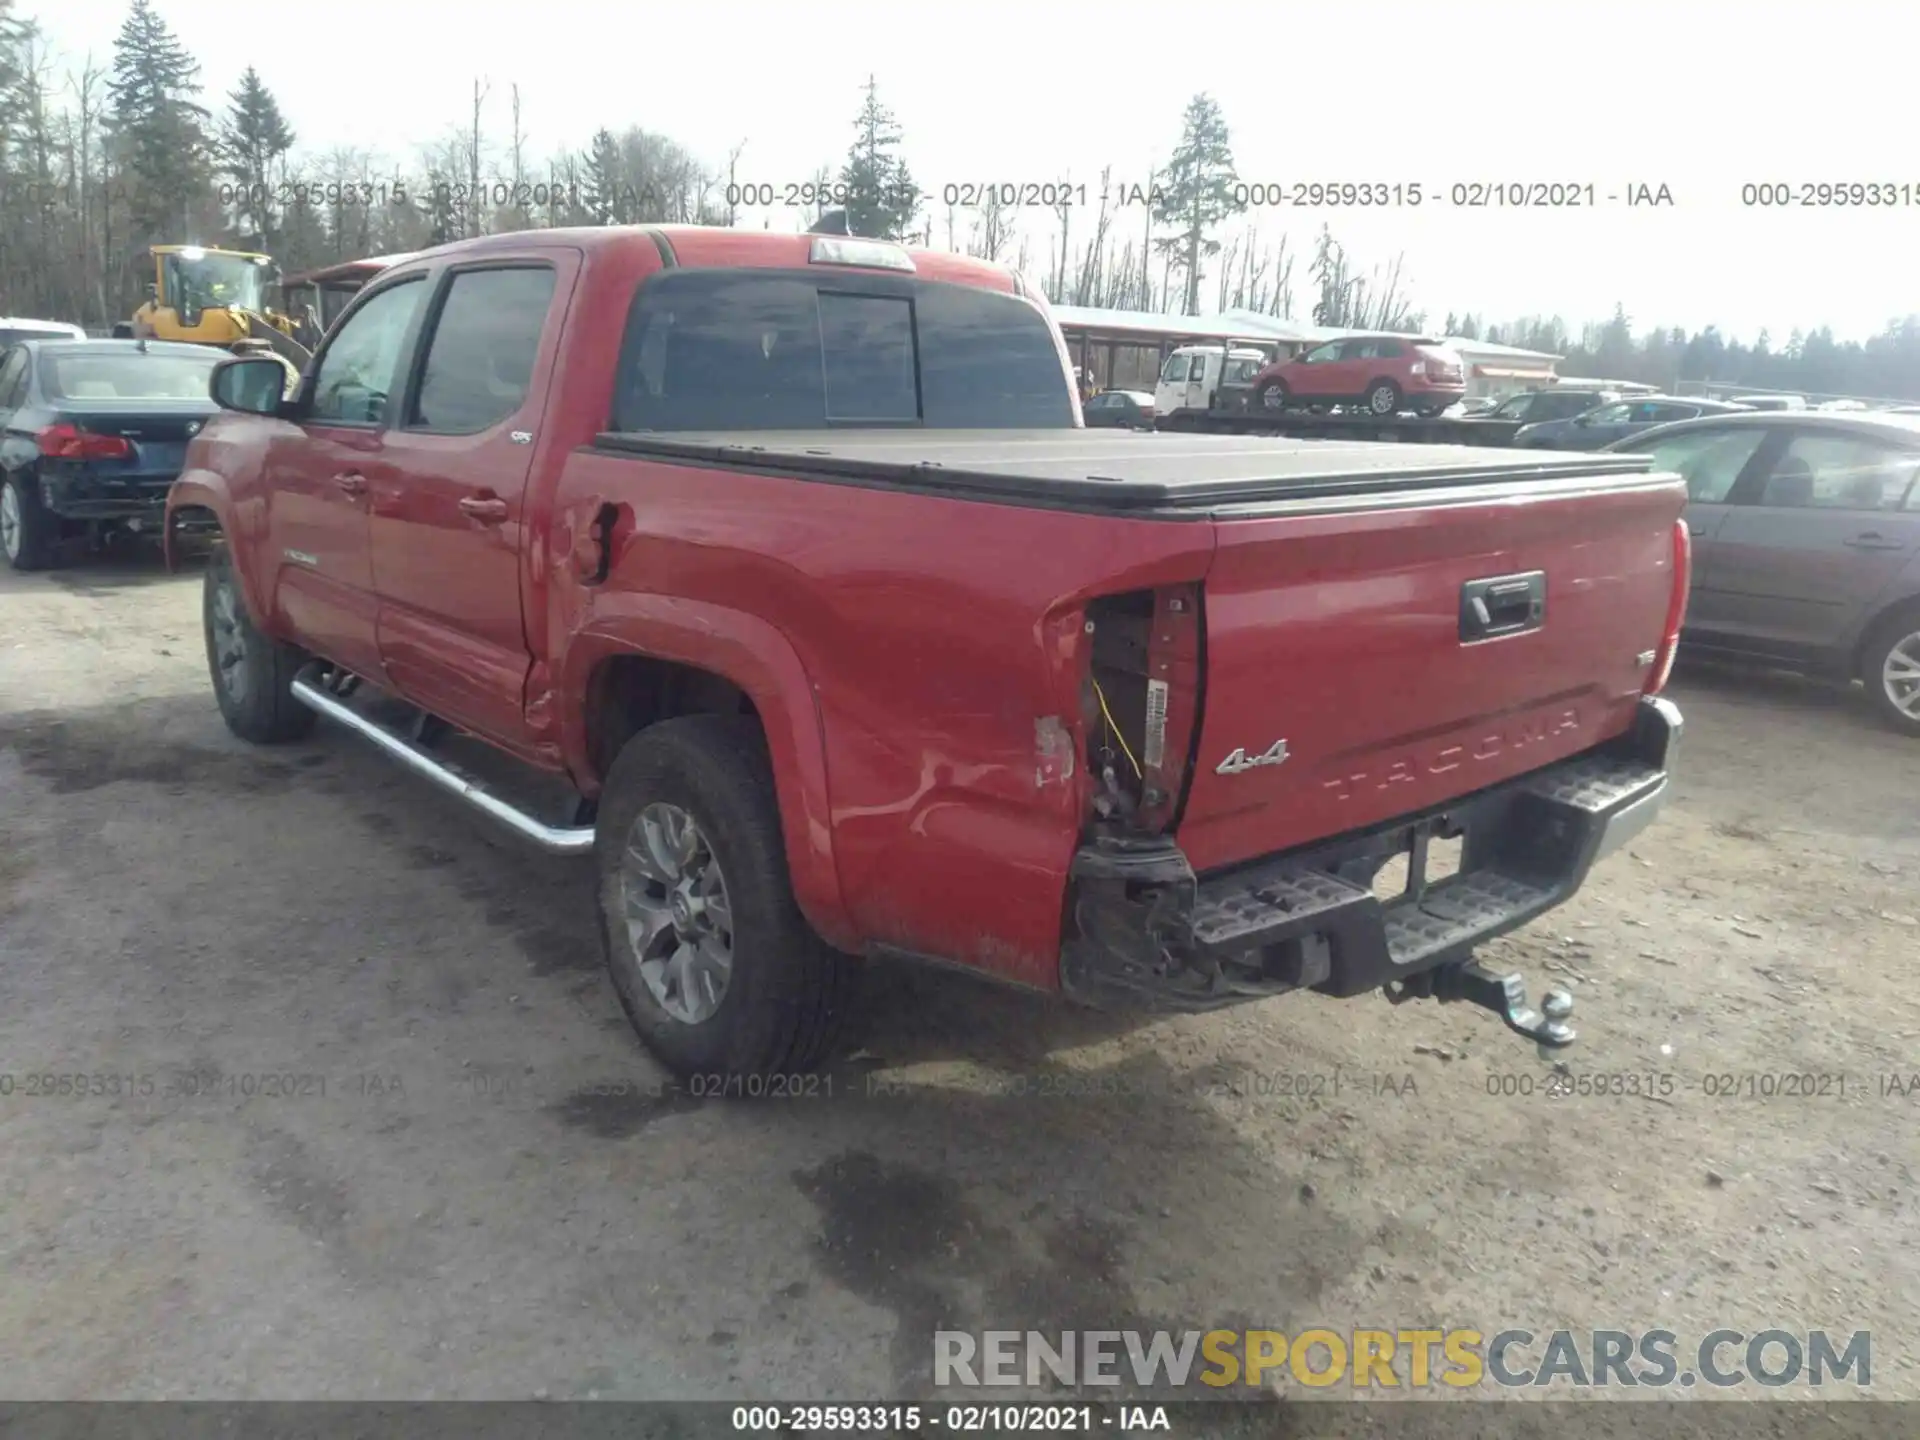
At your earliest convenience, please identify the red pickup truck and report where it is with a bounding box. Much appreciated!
[167,225,1688,1081]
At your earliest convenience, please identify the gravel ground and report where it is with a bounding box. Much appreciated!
[2,547,1916,1408]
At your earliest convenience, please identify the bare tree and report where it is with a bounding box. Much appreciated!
[1138,162,1155,310]
[502,83,528,230]
[465,76,489,238]
[967,185,1014,261]
[1074,166,1113,305]
[724,139,746,227]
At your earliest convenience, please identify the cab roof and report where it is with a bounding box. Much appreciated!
[377,225,1023,292]
[150,245,271,260]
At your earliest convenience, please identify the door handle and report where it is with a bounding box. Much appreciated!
[458,494,510,524]
[1845,533,1906,550]
[331,471,367,496]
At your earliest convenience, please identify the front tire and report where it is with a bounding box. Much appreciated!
[595,714,853,1080]
[1,474,57,571]
[1365,380,1403,416]
[1864,605,1920,736]
[203,543,316,743]
[1256,379,1289,411]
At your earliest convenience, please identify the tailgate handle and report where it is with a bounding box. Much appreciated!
[1461,571,1545,643]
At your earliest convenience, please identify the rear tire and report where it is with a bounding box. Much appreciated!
[1365,380,1403,416]
[1863,604,1920,736]
[595,714,853,1080]
[1,474,57,571]
[203,543,316,743]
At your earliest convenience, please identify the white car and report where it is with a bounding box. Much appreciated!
[0,317,85,347]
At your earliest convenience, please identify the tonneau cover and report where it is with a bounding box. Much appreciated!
[594,427,1656,513]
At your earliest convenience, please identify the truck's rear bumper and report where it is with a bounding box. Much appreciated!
[1060,696,1680,1012]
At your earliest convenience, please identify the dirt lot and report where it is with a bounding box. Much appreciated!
[2,548,1917,1407]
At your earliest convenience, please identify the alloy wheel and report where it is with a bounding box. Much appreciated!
[1883,631,1920,721]
[0,484,20,562]
[619,802,735,1025]
[209,570,250,702]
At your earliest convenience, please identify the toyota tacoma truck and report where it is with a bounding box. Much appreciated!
[166,225,1688,1080]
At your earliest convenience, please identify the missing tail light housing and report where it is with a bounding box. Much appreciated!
[38,423,131,461]
[1083,584,1205,833]
[1646,517,1692,694]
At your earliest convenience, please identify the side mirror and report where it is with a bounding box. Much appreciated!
[1574,414,1591,426]
[145,281,158,302]
[210,356,291,416]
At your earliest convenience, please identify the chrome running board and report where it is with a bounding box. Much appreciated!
[290,666,595,856]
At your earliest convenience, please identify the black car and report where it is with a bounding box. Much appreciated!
[1468,387,1622,427]
[1513,395,1751,451]
[0,339,224,571]
[1083,389,1157,429]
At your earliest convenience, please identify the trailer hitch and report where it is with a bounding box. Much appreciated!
[1387,958,1576,1049]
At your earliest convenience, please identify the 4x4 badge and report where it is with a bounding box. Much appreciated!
[1217,739,1289,775]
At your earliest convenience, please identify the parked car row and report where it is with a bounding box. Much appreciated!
[1513,395,1754,450]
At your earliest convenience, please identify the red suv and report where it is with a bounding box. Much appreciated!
[1250,335,1468,417]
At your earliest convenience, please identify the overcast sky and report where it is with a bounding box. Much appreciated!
[31,0,1909,342]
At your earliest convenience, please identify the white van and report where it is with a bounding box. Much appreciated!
[1154,344,1271,418]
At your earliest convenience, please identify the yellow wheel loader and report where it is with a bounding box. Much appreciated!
[118,245,314,374]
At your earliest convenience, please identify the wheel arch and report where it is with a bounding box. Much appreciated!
[1852,589,1920,679]
[559,600,855,951]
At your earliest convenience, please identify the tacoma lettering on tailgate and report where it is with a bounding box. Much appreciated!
[1322,708,1581,802]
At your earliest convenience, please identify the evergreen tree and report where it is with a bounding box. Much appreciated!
[423,165,457,245]
[218,66,294,245]
[0,0,29,100]
[838,77,916,240]
[584,128,627,224]
[1152,93,1246,315]
[106,0,210,243]
[1594,301,1636,377]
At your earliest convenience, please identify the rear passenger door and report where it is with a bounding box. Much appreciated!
[1329,339,1375,398]
[367,255,574,750]
[1620,424,1777,637]
[1708,428,1920,653]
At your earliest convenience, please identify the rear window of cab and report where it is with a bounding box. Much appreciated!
[611,269,1075,431]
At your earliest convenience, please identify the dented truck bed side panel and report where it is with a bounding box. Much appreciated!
[549,447,1216,990]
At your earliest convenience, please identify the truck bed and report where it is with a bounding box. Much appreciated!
[594,428,1655,514]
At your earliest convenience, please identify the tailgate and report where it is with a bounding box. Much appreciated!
[1176,474,1686,874]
